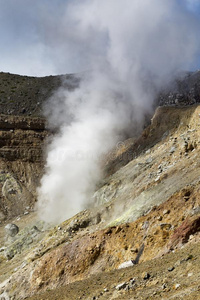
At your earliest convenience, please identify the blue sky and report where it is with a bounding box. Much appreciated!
[0,0,200,76]
[185,0,200,14]
[0,0,69,76]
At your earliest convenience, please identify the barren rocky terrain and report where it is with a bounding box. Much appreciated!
[0,72,200,300]
[0,114,48,220]
[0,72,77,116]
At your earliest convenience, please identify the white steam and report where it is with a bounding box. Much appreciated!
[37,0,200,223]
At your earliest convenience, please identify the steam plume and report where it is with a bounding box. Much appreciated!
[37,0,200,223]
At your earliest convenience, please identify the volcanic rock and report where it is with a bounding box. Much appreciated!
[0,72,200,300]
[4,223,19,237]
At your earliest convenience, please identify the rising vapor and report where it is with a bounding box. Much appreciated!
[37,0,200,223]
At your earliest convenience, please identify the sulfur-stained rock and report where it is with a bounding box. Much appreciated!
[0,101,200,299]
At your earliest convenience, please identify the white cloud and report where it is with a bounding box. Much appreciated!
[0,0,200,76]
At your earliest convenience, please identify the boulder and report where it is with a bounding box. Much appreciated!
[5,223,19,237]
[118,260,135,269]
[167,216,200,249]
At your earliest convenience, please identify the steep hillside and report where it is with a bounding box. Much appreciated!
[0,72,77,116]
[0,70,200,117]
[158,70,200,106]
[0,104,200,300]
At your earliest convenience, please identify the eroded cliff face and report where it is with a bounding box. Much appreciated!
[0,105,200,300]
[0,115,48,219]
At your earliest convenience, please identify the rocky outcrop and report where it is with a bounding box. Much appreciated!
[0,72,78,117]
[0,115,48,219]
[0,114,46,130]
[4,223,19,237]
[158,70,200,106]
[167,216,200,250]
[104,105,199,175]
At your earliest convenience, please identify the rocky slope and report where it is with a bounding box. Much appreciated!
[158,70,200,106]
[0,104,200,299]
[0,115,48,220]
[0,72,77,116]
[0,72,200,300]
[0,70,200,117]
